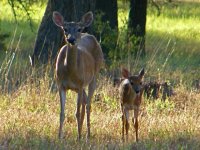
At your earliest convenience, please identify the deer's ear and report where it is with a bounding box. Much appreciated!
[139,68,145,78]
[81,11,93,27]
[122,68,130,78]
[52,11,64,27]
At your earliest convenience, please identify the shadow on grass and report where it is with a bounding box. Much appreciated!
[1,129,200,149]
[131,137,200,150]
[0,131,121,149]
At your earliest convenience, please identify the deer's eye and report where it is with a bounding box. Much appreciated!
[130,80,134,85]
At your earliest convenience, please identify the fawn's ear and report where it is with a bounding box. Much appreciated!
[139,68,145,79]
[81,11,93,27]
[52,11,64,27]
[122,68,130,78]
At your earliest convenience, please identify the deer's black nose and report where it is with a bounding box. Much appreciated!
[135,90,140,94]
[67,37,75,45]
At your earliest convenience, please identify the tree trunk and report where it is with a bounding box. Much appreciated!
[95,0,118,61]
[31,0,95,65]
[128,0,147,57]
[95,0,118,29]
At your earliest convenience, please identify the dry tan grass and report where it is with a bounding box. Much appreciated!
[0,74,200,149]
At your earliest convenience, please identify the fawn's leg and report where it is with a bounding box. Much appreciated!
[133,109,139,142]
[121,104,125,142]
[80,90,86,134]
[59,88,66,138]
[76,89,83,140]
[125,109,129,141]
[86,77,96,140]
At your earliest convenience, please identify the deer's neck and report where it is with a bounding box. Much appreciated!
[66,44,78,72]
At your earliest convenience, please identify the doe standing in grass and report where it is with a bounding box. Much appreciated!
[119,68,145,142]
[52,11,104,141]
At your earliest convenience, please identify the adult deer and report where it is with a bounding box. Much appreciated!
[52,11,104,140]
[119,68,144,142]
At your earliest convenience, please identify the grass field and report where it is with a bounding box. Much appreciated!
[0,1,200,149]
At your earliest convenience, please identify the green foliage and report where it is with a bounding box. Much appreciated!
[145,99,175,115]
[101,92,118,110]
[6,0,47,22]
[93,11,118,64]
[93,10,144,70]
[0,18,9,51]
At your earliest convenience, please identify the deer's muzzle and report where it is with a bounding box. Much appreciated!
[67,37,76,45]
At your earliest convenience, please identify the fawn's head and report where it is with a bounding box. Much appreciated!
[52,11,93,45]
[122,68,145,94]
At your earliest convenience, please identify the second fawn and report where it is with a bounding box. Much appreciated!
[119,68,145,142]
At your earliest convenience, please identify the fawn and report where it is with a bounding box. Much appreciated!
[119,68,145,142]
[52,11,104,140]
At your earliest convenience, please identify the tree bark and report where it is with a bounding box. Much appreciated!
[95,0,118,29]
[95,0,118,60]
[31,0,95,65]
[128,0,147,57]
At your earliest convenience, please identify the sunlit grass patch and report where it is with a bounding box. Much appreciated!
[0,1,45,54]
[146,2,200,73]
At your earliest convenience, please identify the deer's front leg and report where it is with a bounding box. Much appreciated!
[86,77,96,140]
[121,104,125,142]
[59,88,66,139]
[76,89,83,140]
[121,114,125,142]
[125,109,129,141]
[133,109,139,142]
[80,90,87,134]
